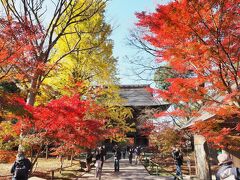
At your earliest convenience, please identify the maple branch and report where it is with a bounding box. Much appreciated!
[1,0,24,22]
[45,0,107,62]
[41,39,82,83]
[187,3,238,92]
[128,29,161,58]
[0,65,14,81]
[191,1,238,83]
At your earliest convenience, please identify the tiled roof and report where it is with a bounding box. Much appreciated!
[183,94,225,128]
[119,84,168,107]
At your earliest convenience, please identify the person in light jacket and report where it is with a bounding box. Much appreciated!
[216,153,240,180]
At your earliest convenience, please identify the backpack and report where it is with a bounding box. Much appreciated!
[220,168,237,180]
[174,152,183,165]
[177,153,183,161]
[135,147,141,156]
[114,150,121,160]
[14,161,28,178]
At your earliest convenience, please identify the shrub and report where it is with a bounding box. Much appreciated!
[0,150,16,163]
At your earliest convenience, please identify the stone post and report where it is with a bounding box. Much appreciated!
[194,134,212,180]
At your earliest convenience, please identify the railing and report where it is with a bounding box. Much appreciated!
[48,152,113,179]
[141,153,177,177]
[141,153,196,180]
[1,153,113,180]
[47,154,87,179]
[0,175,12,180]
[48,164,76,180]
[141,155,162,176]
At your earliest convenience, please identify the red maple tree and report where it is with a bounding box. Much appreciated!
[0,16,42,120]
[136,0,239,149]
[17,94,106,154]
[0,17,43,82]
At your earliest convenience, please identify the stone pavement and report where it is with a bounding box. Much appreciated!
[79,157,173,180]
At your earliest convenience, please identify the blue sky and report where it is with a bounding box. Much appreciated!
[105,0,169,85]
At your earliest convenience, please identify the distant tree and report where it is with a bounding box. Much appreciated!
[149,122,185,154]
[154,67,176,90]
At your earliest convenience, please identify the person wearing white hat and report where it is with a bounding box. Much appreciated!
[216,153,240,180]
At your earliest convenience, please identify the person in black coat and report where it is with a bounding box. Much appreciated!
[113,145,121,172]
[172,147,183,180]
[85,149,93,172]
[11,151,31,180]
[101,145,107,161]
[128,147,134,164]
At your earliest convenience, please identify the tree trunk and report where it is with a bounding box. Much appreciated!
[70,150,74,166]
[194,134,212,180]
[18,74,40,151]
[60,155,64,174]
[46,144,49,159]
[18,128,24,152]
[30,144,43,174]
[26,91,37,106]
[30,146,33,161]
[26,75,39,106]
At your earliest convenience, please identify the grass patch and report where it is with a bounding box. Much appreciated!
[0,158,84,179]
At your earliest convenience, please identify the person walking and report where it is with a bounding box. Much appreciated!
[216,153,240,180]
[85,149,93,172]
[135,146,141,165]
[128,147,134,164]
[95,148,103,179]
[172,147,183,180]
[10,151,32,180]
[113,145,121,172]
[99,146,106,169]
[101,145,107,161]
[122,147,126,159]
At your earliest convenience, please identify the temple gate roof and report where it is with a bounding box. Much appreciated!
[119,84,168,107]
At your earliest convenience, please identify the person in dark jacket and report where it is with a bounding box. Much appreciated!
[99,146,106,168]
[10,151,31,180]
[113,145,121,172]
[95,148,103,178]
[128,147,134,164]
[101,145,107,161]
[122,147,126,159]
[172,147,183,180]
[85,149,93,172]
[216,153,240,180]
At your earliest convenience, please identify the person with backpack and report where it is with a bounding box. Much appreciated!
[172,147,183,180]
[10,151,32,180]
[101,145,107,161]
[128,146,134,164]
[99,146,106,168]
[113,145,121,172]
[216,153,240,180]
[135,146,141,165]
[85,149,93,172]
